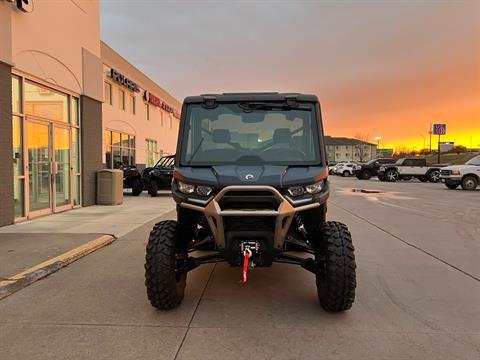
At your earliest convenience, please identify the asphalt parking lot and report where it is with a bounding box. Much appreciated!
[0,177,479,360]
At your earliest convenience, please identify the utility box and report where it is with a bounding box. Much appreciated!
[97,169,123,205]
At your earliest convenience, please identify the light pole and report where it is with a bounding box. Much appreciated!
[374,136,382,152]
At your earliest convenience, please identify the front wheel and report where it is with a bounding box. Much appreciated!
[148,180,158,197]
[461,176,478,191]
[316,221,356,312]
[342,170,350,177]
[132,177,143,196]
[145,220,187,310]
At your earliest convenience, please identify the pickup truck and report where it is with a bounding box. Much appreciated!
[377,158,442,183]
[439,155,480,190]
[355,158,395,180]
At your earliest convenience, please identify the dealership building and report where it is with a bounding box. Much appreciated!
[0,0,181,226]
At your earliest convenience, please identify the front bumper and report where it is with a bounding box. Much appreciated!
[440,176,462,184]
[178,185,327,250]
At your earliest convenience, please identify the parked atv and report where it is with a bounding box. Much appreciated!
[142,155,175,197]
[144,93,356,312]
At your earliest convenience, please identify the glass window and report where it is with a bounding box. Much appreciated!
[121,133,129,147]
[14,178,24,218]
[71,97,79,126]
[104,82,112,105]
[112,131,121,147]
[73,175,81,206]
[145,139,158,167]
[72,128,80,173]
[105,130,135,168]
[129,149,135,166]
[130,95,136,114]
[182,103,319,165]
[12,116,23,177]
[25,81,68,122]
[112,147,121,168]
[119,89,125,110]
[146,103,150,120]
[12,76,21,114]
[105,145,112,168]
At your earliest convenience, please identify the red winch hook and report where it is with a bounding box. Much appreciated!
[240,248,253,284]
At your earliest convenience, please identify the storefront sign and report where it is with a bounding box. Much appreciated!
[144,90,176,114]
[110,69,139,92]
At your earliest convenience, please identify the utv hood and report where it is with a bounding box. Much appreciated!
[174,165,327,188]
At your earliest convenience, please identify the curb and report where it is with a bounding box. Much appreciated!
[0,234,116,300]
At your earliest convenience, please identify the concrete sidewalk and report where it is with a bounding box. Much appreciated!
[0,191,175,238]
[0,191,176,299]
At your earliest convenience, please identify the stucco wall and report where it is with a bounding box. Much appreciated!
[101,43,181,165]
[10,0,100,98]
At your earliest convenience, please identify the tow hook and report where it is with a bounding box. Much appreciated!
[240,242,259,284]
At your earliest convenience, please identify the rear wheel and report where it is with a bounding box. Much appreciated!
[342,170,350,177]
[428,170,441,183]
[315,221,356,312]
[132,177,143,196]
[385,169,398,182]
[145,220,187,309]
[360,170,371,180]
[148,180,158,197]
[461,176,478,191]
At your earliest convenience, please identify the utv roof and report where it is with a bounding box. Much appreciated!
[183,92,319,104]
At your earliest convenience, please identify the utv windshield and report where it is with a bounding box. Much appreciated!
[181,103,321,165]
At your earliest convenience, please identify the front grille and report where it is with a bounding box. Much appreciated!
[441,170,452,176]
[224,216,275,231]
[218,191,279,211]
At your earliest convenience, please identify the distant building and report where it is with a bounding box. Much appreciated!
[325,136,377,162]
[376,148,394,157]
[439,142,455,153]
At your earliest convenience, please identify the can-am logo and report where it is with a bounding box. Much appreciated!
[110,69,139,92]
[6,0,34,13]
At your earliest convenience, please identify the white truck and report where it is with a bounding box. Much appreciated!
[377,158,442,183]
[439,155,480,190]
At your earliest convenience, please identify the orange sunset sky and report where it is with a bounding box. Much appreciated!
[101,1,480,150]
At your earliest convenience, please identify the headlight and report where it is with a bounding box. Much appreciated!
[287,186,304,197]
[288,182,323,197]
[305,182,323,194]
[178,181,195,194]
[196,185,213,197]
[451,171,461,175]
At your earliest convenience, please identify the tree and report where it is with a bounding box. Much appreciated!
[353,133,371,162]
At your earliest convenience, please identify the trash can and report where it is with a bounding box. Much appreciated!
[97,169,123,205]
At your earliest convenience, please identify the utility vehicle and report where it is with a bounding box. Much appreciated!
[142,155,175,197]
[144,93,356,312]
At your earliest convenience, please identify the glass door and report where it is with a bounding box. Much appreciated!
[27,121,52,215]
[53,126,72,211]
